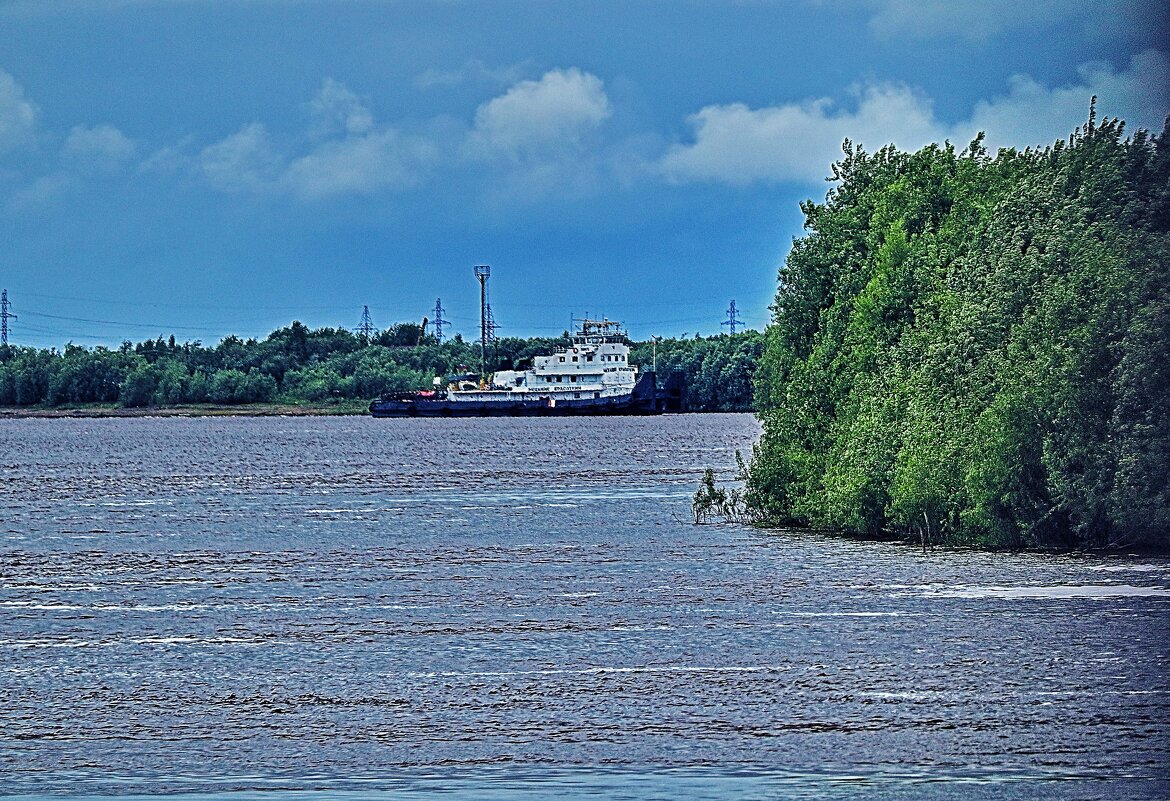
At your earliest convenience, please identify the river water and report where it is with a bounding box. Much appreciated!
[0,414,1166,800]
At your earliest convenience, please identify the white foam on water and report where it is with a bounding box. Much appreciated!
[132,636,258,644]
[777,611,906,617]
[923,584,1170,599]
[1088,564,1168,573]
[404,663,792,680]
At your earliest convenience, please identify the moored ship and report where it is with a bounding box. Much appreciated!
[369,318,662,417]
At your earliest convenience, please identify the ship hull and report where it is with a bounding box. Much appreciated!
[370,373,662,418]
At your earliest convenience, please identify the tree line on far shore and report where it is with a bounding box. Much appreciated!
[0,322,762,412]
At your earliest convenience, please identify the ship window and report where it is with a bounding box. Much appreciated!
[594,392,600,399]
[575,393,581,398]
[559,356,565,362]
[557,376,563,382]
[570,376,577,382]
[572,356,578,362]
[586,355,593,362]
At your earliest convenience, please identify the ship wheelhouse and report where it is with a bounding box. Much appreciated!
[449,318,638,401]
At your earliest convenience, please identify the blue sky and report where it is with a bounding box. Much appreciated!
[0,0,1166,348]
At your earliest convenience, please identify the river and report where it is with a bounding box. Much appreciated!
[0,414,1166,799]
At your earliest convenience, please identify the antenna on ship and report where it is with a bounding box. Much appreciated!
[0,289,15,346]
[474,265,496,377]
[431,298,449,343]
[355,305,376,344]
[721,299,743,335]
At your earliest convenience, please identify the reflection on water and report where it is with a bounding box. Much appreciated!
[0,414,1167,800]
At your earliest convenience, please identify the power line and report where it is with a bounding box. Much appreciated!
[17,290,355,313]
[19,309,247,334]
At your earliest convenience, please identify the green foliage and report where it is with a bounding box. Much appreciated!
[749,112,1170,550]
[692,457,754,525]
[629,331,764,411]
[0,319,759,411]
[208,369,276,404]
[692,468,727,524]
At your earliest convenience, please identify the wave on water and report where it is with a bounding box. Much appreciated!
[920,584,1170,599]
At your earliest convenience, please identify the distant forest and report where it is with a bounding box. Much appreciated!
[0,323,762,413]
[745,110,1170,550]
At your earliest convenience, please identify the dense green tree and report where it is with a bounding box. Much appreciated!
[629,331,763,412]
[747,111,1170,550]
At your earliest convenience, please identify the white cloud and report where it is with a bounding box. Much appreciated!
[7,171,78,210]
[414,59,529,90]
[661,49,1170,186]
[62,123,135,174]
[961,49,1170,151]
[0,68,37,151]
[1,75,135,208]
[467,68,612,160]
[307,78,373,140]
[196,80,438,200]
[139,135,196,176]
[283,129,438,199]
[199,122,282,193]
[661,83,940,185]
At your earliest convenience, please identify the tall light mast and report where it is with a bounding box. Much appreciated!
[474,265,491,377]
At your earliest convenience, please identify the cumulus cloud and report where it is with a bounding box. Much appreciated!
[661,49,1170,186]
[961,49,1170,151]
[196,79,437,199]
[661,83,940,185]
[283,129,438,199]
[7,170,78,210]
[199,122,282,193]
[1,74,138,208]
[139,135,195,176]
[0,68,37,151]
[307,78,373,140]
[466,68,612,160]
[414,59,528,90]
[62,123,135,174]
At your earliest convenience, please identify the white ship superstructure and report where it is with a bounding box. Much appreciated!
[448,319,637,402]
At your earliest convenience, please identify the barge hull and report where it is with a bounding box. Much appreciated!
[370,372,662,417]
